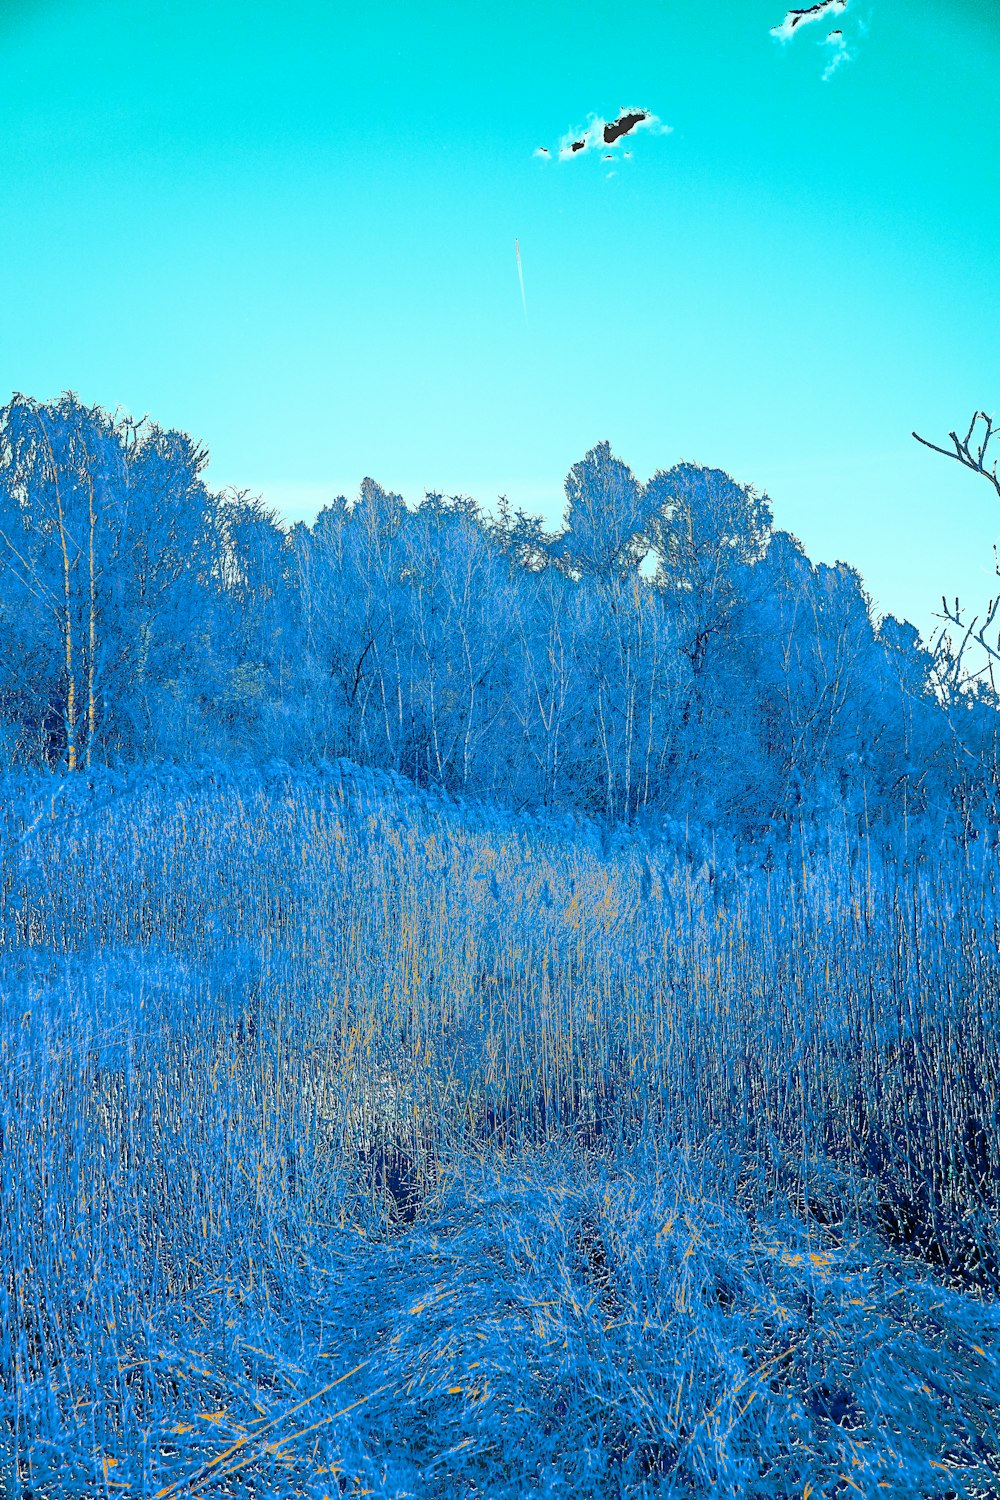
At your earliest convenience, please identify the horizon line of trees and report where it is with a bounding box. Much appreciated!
[1,390,997,836]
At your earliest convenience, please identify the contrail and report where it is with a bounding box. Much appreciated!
[515,236,527,322]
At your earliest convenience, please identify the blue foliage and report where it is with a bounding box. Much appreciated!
[1,394,998,838]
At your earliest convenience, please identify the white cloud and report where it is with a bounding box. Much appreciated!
[534,107,670,163]
[771,0,848,42]
[821,28,851,79]
[771,1,858,79]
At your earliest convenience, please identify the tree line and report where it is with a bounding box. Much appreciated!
[1,391,996,836]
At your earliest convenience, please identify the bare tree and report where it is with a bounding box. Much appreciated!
[0,396,97,769]
[913,411,1000,696]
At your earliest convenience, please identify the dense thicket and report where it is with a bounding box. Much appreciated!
[2,392,996,834]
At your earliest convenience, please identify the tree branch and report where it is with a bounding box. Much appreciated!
[913,411,1000,500]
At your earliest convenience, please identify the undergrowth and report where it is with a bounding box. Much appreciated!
[0,763,998,1497]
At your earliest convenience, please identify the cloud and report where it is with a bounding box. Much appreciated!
[771,1,857,78]
[770,0,848,41]
[534,106,670,163]
[821,27,850,78]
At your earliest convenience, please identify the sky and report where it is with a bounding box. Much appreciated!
[1,0,999,642]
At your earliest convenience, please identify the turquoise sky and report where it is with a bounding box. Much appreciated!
[2,0,998,639]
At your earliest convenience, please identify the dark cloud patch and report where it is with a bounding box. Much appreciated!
[534,106,669,163]
[603,109,650,145]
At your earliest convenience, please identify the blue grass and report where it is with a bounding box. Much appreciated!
[1,764,998,1497]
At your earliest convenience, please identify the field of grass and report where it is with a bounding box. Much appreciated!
[1,764,998,1498]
